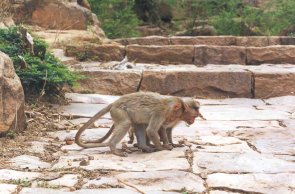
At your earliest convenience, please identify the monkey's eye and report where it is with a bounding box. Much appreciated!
[193,106,199,111]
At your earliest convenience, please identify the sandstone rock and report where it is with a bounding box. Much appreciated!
[47,174,79,187]
[66,44,125,62]
[0,184,18,194]
[207,173,295,194]
[280,36,295,45]
[170,36,236,46]
[65,93,119,104]
[248,64,295,98]
[57,103,108,118]
[268,36,281,45]
[10,155,51,170]
[116,171,205,193]
[53,150,189,172]
[193,152,295,174]
[247,46,295,65]
[127,45,194,64]
[0,51,25,133]
[31,1,96,30]
[72,69,141,95]
[236,36,269,47]
[83,177,123,189]
[140,68,252,98]
[20,188,139,194]
[201,105,289,120]
[0,169,40,181]
[137,25,165,36]
[35,30,104,49]
[118,36,169,45]
[194,45,246,66]
[265,95,295,106]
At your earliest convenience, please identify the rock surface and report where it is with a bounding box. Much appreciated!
[12,0,100,30]
[0,51,25,133]
[1,95,294,194]
[140,68,252,98]
[127,45,194,64]
[247,46,295,65]
[194,45,246,66]
[72,69,142,95]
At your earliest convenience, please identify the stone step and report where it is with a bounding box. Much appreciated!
[64,44,295,66]
[115,36,295,46]
[69,64,295,99]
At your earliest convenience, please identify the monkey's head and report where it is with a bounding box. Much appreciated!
[182,98,205,125]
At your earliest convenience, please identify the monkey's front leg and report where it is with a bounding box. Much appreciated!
[146,118,166,151]
[159,127,173,150]
[166,128,184,148]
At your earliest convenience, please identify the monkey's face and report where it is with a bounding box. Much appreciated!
[182,100,202,125]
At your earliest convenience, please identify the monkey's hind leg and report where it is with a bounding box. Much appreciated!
[108,109,132,157]
[134,125,157,153]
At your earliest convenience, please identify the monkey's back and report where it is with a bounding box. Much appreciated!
[110,92,169,124]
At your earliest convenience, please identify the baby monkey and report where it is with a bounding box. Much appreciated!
[75,92,188,157]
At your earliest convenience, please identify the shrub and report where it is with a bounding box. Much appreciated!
[89,0,140,39]
[0,27,82,101]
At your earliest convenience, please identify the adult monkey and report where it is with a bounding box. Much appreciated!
[81,98,205,151]
[75,92,188,156]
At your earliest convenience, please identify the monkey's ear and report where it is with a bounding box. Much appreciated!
[183,103,189,112]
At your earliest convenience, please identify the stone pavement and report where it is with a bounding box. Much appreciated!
[1,94,294,194]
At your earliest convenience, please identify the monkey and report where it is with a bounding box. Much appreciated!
[132,98,205,149]
[85,98,205,151]
[77,0,91,10]
[75,92,187,157]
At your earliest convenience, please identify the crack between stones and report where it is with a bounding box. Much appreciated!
[278,120,287,127]
[245,69,255,98]
[117,178,145,194]
[136,70,144,92]
[184,146,194,173]
[245,141,261,154]
[210,187,263,194]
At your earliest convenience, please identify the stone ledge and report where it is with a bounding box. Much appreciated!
[247,64,295,98]
[115,36,295,46]
[126,45,194,64]
[65,44,125,62]
[140,68,252,98]
[246,46,295,65]
[73,69,142,95]
[194,45,246,66]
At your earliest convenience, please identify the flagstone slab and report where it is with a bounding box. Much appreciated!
[53,150,189,172]
[57,103,110,118]
[47,174,79,187]
[201,105,289,120]
[9,155,51,170]
[116,171,205,193]
[193,152,295,174]
[0,169,40,181]
[207,173,295,194]
[0,184,18,194]
[65,93,119,104]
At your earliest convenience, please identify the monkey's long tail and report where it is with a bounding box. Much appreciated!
[75,104,112,148]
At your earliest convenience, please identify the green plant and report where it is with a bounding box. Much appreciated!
[0,27,82,101]
[12,179,32,187]
[89,0,140,38]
